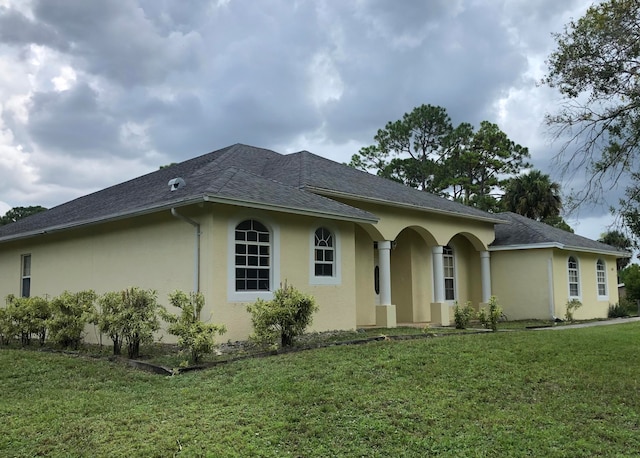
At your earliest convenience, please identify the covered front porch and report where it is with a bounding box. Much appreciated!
[355,223,493,328]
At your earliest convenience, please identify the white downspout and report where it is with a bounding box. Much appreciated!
[171,208,200,293]
[547,257,555,320]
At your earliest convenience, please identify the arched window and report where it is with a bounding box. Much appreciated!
[314,227,334,277]
[443,245,455,301]
[235,219,270,291]
[568,256,580,298]
[596,259,607,297]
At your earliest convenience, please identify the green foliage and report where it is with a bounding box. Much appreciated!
[48,290,97,349]
[544,0,640,219]
[119,288,161,359]
[349,104,530,211]
[453,301,475,329]
[608,301,632,318]
[502,170,562,220]
[598,230,634,270]
[92,292,126,355]
[0,205,47,226]
[3,294,51,346]
[565,298,583,322]
[477,296,502,331]
[247,283,318,348]
[619,264,640,302]
[162,291,226,364]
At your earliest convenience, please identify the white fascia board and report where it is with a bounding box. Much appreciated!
[0,193,380,245]
[305,186,505,225]
[489,242,629,257]
[0,197,206,244]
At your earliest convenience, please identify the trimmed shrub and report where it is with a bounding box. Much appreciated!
[4,295,51,346]
[162,291,226,364]
[119,288,161,359]
[477,296,502,332]
[92,291,126,355]
[48,290,97,349]
[247,283,318,348]
[454,301,475,329]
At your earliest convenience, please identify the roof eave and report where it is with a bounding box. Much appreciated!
[305,186,505,225]
[0,197,207,244]
[489,242,629,257]
[202,195,379,224]
[0,193,379,244]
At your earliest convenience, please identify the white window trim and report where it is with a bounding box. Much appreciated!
[309,225,341,285]
[443,244,457,304]
[227,215,280,303]
[596,259,608,300]
[21,254,31,298]
[567,255,581,300]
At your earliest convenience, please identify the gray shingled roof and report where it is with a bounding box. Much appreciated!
[0,144,378,242]
[265,151,504,223]
[0,143,517,243]
[491,212,628,256]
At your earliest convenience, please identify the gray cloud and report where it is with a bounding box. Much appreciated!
[0,0,615,235]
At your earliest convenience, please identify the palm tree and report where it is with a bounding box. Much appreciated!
[502,170,562,221]
[598,230,634,270]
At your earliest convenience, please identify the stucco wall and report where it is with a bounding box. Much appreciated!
[0,203,360,343]
[355,225,375,326]
[492,247,620,321]
[551,250,619,320]
[491,248,553,320]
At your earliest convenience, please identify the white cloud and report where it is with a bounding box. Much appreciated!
[0,0,621,240]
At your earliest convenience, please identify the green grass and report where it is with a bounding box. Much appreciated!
[2,323,640,457]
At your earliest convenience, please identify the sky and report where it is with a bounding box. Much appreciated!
[0,0,619,241]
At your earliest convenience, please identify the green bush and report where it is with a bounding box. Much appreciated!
[477,296,502,332]
[4,295,51,346]
[247,283,318,348]
[608,300,634,318]
[92,291,126,355]
[162,291,226,364]
[119,288,161,359]
[565,298,582,322]
[0,300,15,345]
[454,301,475,329]
[48,290,97,349]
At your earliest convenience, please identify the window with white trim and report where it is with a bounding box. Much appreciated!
[568,256,580,298]
[314,227,334,277]
[21,254,31,298]
[234,219,270,291]
[596,259,607,297]
[443,245,455,301]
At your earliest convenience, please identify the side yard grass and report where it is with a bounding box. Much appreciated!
[2,322,640,457]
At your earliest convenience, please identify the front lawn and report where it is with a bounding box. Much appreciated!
[2,322,640,456]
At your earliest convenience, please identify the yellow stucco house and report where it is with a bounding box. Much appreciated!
[0,144,626,341]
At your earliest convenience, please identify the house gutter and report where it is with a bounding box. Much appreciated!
[170,208,200,293]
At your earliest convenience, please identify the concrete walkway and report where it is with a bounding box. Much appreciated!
[534,316,640,330]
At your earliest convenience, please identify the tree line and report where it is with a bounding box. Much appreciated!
[349,104,570,229]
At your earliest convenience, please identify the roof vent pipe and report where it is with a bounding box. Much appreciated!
[168,177,186,191]
[171,208,200,293]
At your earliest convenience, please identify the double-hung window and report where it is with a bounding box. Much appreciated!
[443,245,455,301]
[21,254,31,298]
[568,256,580,298]
[596,259,607,297]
